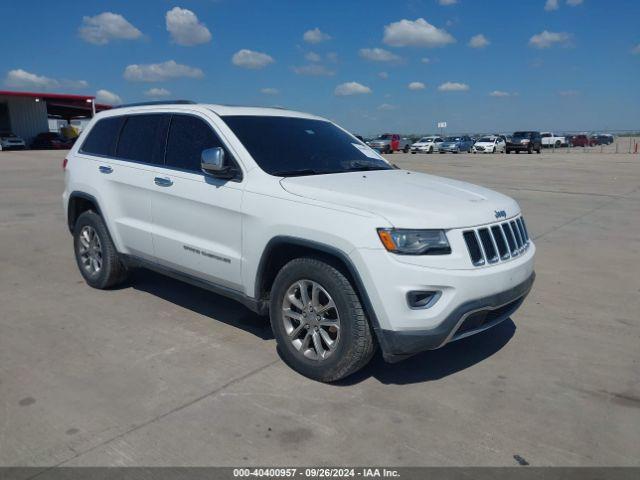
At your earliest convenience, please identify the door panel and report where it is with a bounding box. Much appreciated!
[150,171,243,289]
[150,113,244,290]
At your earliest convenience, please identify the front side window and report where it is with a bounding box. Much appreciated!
[116,114,170,165]
[81,117,124,156]
[222,116,392,177]
[165,114,227,172]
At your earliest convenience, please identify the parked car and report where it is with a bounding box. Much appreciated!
[506,131,542,154]
[592,134,614,145]
[63,103,535,382]
[439,136,475,154]
[0,130,27,151]
[473,136,506,154]
[367,134,411,154]
[31,132,75,150]
[410,136,443,154]
[540,132,566,148]
[570,134,598,147]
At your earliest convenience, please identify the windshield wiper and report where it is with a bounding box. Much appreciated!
[272,168,333,177]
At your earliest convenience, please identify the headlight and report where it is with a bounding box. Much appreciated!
[377,228,451,255]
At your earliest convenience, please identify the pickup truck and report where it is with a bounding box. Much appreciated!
[506,131,542,154]
[540,132,566,148]
[367,134,411,154]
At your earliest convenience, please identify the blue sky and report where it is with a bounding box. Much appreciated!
[1,0,639,134]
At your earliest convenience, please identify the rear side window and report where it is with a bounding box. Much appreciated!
[81,117,124,156]
[116,114,170,165]
[165,114,227,172]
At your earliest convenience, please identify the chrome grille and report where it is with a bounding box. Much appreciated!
[463,216,531,267]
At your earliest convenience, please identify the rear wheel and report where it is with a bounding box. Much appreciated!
[73,211,128,289]
[429,146,433,154]
[270,258,376,382]
[403,145,409,153]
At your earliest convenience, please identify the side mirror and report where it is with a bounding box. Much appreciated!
[201,147,233,178]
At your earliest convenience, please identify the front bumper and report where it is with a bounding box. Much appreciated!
[378,272,534,362]
[350,242,535,362]
[411,145,437,153]
[440,145,460,153]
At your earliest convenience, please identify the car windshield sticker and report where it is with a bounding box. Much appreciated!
[352,143,384,160]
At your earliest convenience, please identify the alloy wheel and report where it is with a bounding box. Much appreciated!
[282,279,341,361]
[78,225,103,275]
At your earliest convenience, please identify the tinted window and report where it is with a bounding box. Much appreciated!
[81,117,124,156]
[222,116,392,177]
[116,114,170,165]
[165,115,226,172]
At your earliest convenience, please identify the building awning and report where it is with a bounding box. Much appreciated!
[0,90,112,116]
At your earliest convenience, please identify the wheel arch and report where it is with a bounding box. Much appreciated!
[254,236,386,345]
[67,191,103,233]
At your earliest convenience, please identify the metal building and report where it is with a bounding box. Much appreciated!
[0,90,110,144]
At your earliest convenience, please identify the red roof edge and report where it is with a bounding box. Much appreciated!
[0,90,96,101]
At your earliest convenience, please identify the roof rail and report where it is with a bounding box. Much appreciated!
[112,100,196,109]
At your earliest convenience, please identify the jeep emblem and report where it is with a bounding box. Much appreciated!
[494,210,507,219]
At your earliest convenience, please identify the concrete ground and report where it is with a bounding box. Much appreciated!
[1,149,638,467]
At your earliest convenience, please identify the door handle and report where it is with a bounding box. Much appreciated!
[99,165,113,174]
[154,176,173,187]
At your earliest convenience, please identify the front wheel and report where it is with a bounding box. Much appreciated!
[403,146,409,153]
[429,146,433,154]
[270,258,376,382]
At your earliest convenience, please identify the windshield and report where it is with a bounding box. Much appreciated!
[444,137,461,142]
[376,134,392,140]
[222,116,392,177]
[478,137,494,142]
[513,131,535,138]
[418,137,434,142]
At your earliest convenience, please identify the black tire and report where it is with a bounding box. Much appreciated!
[269,257,376,382]
[73,210,128,289]
[506,149,511,154]
[429,146,433,154]
[403,146,409,153]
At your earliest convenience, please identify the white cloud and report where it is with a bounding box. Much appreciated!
[377,103,397,110]
[231,49,274,69]
[489,90,511,97]
[438,81,469,91]
[358,48,401,62]
[260,87,279,95]
[326,52,339,62]
[544,0,559,11]
[468,34,490,48]
[334,82,372,96]
[63,79,89,89]
[567,0,583,5]
[96,89,122,105]
[408,81,426,90]
[438,0,457,5]
[558,89,579,96]
[4,69,88,90]
[378,71,389,79]
[631,44,640,55]
[529,30,571,48]
[79,12,142,45]
[292,64,335,76]
[165,7,211,46]
[305,51,322,62]
[303,28,331,44]
[123,60,204,82]
[383,18,455,48]
[4,69,59,89]
[144,87,171,97]
[421,57,431,63]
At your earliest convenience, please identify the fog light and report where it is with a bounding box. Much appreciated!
[407,290,441,309]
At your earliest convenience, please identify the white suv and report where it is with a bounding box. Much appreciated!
[63,102,535,382]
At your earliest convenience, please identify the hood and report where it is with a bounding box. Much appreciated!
[441,141,459,147]
[412,142,429,147]
[280,169,519,228]
[474,142,495,147]
[369,139,390,145]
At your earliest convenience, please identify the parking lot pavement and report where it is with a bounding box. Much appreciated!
[1,149,639,467]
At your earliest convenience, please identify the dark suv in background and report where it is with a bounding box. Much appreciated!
[506,131,542,154]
